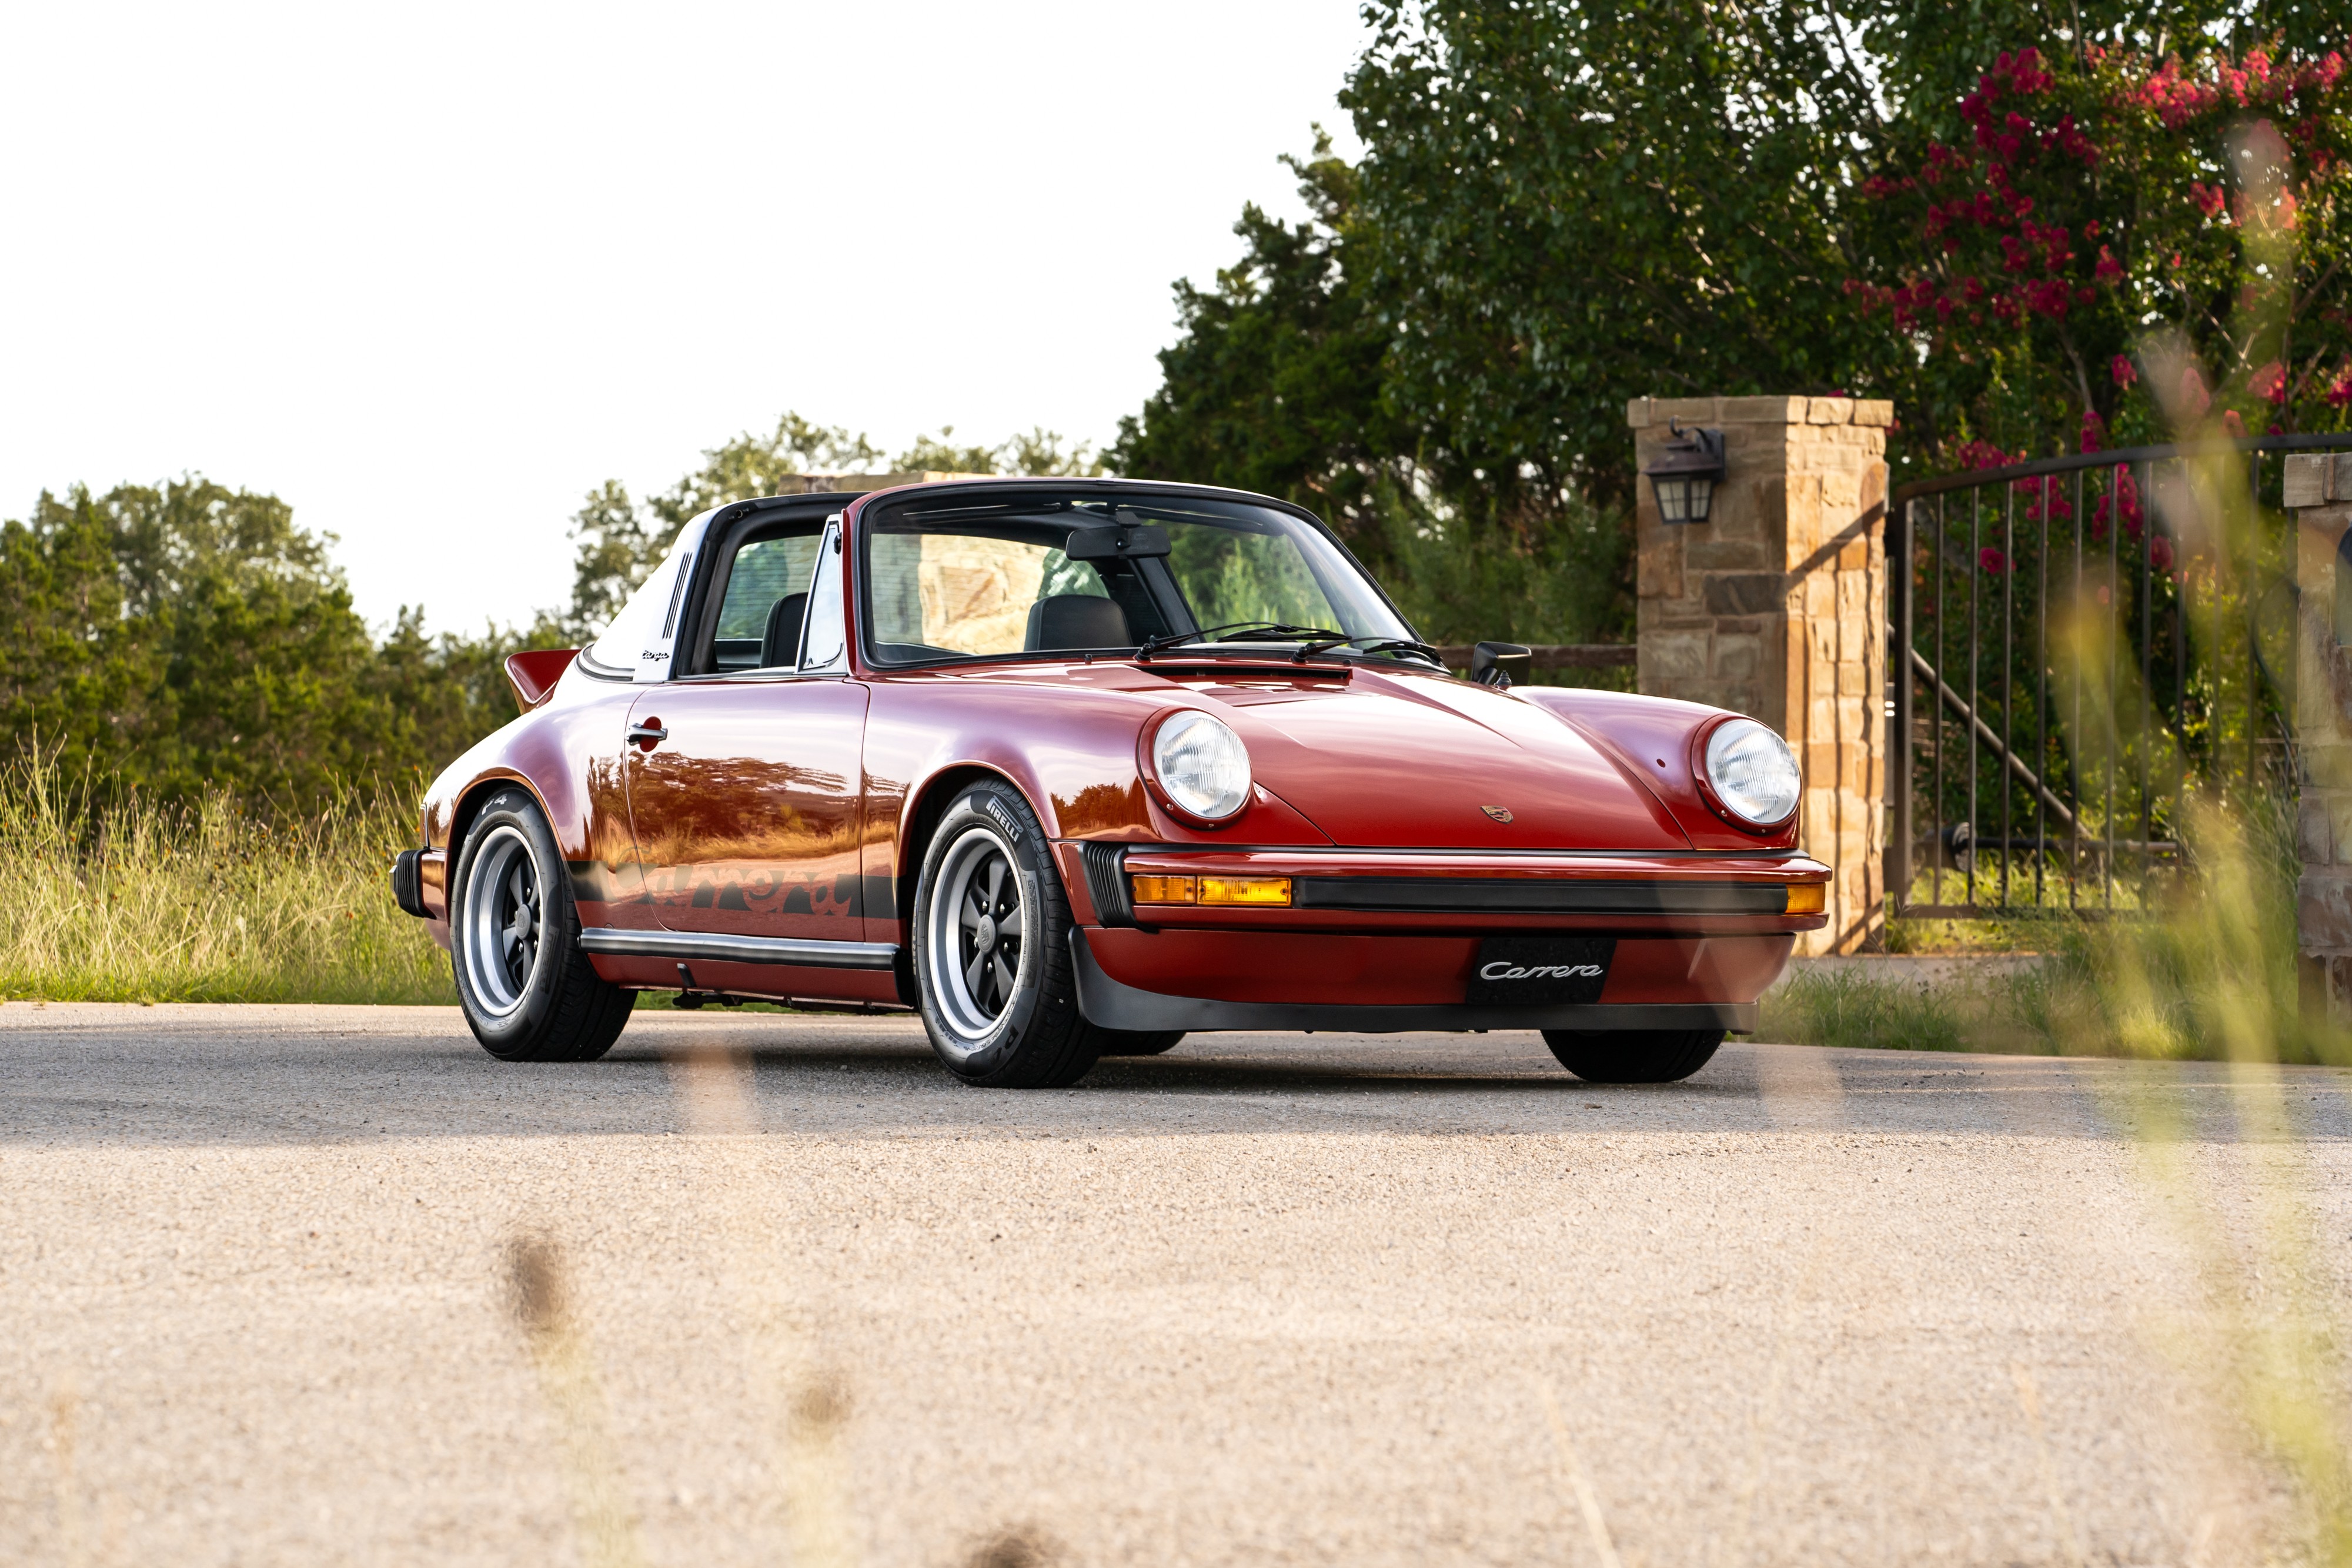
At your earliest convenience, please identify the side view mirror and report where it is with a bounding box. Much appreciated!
[1471,641,1531,690]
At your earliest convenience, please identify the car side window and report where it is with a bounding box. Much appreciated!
[705,526,824,673]
[799,523,848,673]
[583,542,691,678]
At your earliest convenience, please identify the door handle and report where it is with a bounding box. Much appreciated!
[626,720,668,748]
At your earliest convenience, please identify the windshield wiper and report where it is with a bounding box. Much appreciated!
[1278,630,1446,667]
[1134,621,1350,661]
[1348,637,1447,667]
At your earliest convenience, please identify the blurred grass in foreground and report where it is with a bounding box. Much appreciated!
[0,748,451,1004]
[1766,794,2343,1064]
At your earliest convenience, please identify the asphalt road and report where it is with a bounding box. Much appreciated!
[3,1004,2349,1567]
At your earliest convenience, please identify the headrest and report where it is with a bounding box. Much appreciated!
[1024,593,1132,652]
[760,593,808,668]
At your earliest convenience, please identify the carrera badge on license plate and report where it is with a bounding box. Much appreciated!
[1465,937,1615,1006]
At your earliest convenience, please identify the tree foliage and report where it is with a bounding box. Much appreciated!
[1111,133,1635,648]
[0,479,502,805]
[1118,0,2352,641]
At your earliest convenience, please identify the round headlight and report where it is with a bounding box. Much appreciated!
[1151,711,1251,821]
[1704,718,1801,827]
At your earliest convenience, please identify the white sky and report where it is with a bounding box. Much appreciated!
[0,1,1369,634]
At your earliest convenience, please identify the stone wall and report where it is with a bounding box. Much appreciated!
[1628,395,1893,955]
[2288,453,2352,1024]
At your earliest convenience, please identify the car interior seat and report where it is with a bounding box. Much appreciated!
[760,593,808,668]
[1024,594,1132,652]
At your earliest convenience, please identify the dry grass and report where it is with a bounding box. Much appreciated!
[0,750,450,1004]
[1768,793,2340,1064]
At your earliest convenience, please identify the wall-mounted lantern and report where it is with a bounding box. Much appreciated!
[1642,420,1726,525]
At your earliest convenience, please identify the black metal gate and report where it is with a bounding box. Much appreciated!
[1888,433,2352,918]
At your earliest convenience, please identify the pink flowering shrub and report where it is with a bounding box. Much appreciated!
[1847,44,2351,473]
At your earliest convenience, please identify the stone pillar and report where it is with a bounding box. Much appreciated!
[1628,395,1893,955]
[2287,452,2352,1027]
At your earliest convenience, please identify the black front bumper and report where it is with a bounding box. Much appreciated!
[1068,932,1756,1035]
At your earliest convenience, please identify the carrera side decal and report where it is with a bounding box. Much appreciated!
[569,860,863,917]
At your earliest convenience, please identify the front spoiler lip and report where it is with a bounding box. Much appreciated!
[1068,931,1758,1036]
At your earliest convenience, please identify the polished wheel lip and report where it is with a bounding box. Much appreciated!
[460,824,543,1019]
[924,825,1031,1056]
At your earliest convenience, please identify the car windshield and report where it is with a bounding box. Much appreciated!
[858,490,1419,666]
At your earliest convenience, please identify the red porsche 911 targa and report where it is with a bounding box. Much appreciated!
[392,479,1829,1086]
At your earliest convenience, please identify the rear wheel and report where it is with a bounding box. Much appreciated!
[450,788,633,1063]
[912,781,1102,1088]
[1541,1029,1723,1084]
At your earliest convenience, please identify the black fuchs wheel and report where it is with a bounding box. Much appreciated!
[449,788,633,1063]
[1095,1031,1187,1057]
[1541,1029,1724,1084]
[912,780,1102,1088]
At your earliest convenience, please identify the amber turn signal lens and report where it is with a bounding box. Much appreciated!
[1784,882,1826,915]
[1130,874,1197,904]
[1198,875,1292,906]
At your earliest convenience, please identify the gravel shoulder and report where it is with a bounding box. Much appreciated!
[2,1003,2347,1566]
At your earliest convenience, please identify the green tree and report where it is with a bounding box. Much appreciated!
[1114,134,1400,532]
[0,479,419,805]
[1339,0,1890,512]
[1333,0,2341,491]
[1111,132,1634,647]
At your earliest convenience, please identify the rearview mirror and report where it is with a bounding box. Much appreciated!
[1066,523,1171,561]
[1471,641,1531,690]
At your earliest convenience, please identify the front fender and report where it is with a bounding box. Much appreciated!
[1514,687,1803,852]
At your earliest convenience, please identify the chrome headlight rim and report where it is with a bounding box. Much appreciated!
[1693,715,1801,833]
[1143,708,1253,826]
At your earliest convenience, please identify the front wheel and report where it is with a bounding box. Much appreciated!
[1541,1029,1723,1084]
[449,788,633,1063]
[911,782,1102,1088]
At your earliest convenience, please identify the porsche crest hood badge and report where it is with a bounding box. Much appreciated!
[1479,805,1514,823]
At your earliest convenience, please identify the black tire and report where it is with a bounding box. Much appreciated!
[1541,1029,1723,1084]
[910,781,1102,1088]
[449,788,633,1063]
[1094,1030,1186,1057]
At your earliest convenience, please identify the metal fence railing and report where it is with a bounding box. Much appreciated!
[1888,433,2352,918]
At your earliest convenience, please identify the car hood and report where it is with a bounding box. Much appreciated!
[1189,668,1693,851]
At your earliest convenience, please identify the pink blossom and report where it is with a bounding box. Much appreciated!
[2179,366,2211,420]
[2150,536,2176,572]
[2249,361,2288,404]
[2095,246,2123,282]
[2223,409,2247,436]
[1980,547,2008,574]
[2112,354,2139,387]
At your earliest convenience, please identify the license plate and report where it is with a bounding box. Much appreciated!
[1465,937,1615,1005]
